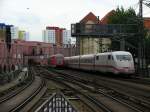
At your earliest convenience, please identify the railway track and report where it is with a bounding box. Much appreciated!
[0,67,46,112]
[47,68,150,112]
[116,77,150,86]
[54,69,150,94]
[0,71,33,104]
[36,70,111,112]
[37,67,149,112]
[10,79,45,112]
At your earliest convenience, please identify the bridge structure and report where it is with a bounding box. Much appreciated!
[71,23,139,37]
[71,23,139,54]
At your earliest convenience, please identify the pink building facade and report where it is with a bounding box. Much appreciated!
[0,39,52,72]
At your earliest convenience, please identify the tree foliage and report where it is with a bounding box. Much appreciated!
[108,6,150,66]
[108,7,140,54]
[108,7,139,24]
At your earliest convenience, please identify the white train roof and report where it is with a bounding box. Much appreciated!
[64,51,132,58]
[96,51,132,55]
[50,54,64,57]
[80,54,95,58]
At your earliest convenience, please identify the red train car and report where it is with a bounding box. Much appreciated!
[49,54,64,67]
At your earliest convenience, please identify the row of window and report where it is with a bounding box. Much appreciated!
[69,55,114,64]
[80,58,93,63]
[69,59,79,63]
[96,55,113,61]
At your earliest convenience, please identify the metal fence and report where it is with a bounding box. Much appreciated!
[35,92,78,112]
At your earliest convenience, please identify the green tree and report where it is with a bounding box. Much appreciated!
[108,6,150,67]
[108,7,139,24]
[108,7,140,55]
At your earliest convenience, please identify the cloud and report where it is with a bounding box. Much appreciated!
[0,0,143,41]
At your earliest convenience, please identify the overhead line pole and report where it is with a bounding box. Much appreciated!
[138,0,147,76]
[138,0,143,75]
[139,0,143,17]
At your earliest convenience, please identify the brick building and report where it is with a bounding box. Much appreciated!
[77,12,112,55]
[0,39,52,72]
[43,27,64,47]
[76,10,150,55]
[43,26,74,48]
[144,17,150,30]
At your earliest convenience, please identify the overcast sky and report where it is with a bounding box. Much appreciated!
[0,0,150,41]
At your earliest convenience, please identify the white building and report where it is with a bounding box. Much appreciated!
[42,30,55,44]
[62,30,76,45]
[24,32,29,41]
[11,26,29,41]
[11,26,19,39]
[62,30,71,44]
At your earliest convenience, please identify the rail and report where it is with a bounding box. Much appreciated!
[51,69,149,112]
[10,78,44,112]
[0,71,33,103]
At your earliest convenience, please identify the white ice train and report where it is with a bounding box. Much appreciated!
[64,51,135,75]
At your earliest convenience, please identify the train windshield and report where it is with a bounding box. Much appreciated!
[116,55,132,61]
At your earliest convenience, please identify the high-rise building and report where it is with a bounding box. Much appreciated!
[10,26,29,41]
[18,30,25,40]
[18,30,29,41]
[43,27,63,47]
[0,23,6,41]
[24,32,30,41]
[11,26,19,39]
[42,30,55,44]
[43,26,76,47]
[62,30,71,44]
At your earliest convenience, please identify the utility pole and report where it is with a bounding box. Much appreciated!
[138,0,146,75]
[97,16,102,53]
[139,0,143,17]
[120,37,125,51]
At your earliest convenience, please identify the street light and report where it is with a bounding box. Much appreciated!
[68,38,71,56]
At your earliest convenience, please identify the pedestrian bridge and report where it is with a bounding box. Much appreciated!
[71,23,139,37]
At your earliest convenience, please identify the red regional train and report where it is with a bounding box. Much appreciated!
[48,54,64,67]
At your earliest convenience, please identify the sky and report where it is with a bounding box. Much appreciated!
[0,0,150,41]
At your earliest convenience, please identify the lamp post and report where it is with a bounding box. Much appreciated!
[68,38,71,56]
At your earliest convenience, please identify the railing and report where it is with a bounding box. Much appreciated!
[71,23,139,37]
[35,92,78,112]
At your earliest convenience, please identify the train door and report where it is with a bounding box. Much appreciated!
[95,54,102,72]
[107,54,114,72]
[79,56,81,69]
[93,55,96,71]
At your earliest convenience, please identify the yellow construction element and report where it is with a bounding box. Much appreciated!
[0,29,6,41]
[18,31,25,40]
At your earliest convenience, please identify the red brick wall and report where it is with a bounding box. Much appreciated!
[144,18,150,30]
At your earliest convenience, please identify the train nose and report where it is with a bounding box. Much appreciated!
[123,67,135,73]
